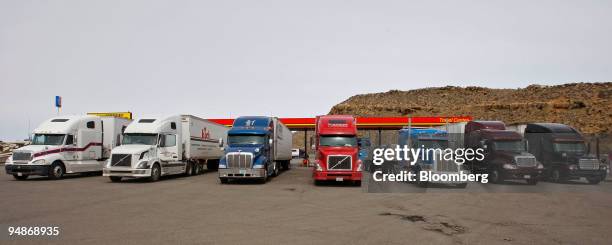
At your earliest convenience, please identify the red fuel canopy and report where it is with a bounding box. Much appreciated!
[208,116,472,130]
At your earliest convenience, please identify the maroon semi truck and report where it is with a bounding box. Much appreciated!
[465,121,544,184]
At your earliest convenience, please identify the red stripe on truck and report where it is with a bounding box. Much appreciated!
[32,142,103,158]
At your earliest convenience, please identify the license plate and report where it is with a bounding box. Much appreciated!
[17,172,23,176]
[239,170,246,174]
[335,177,344,181]
[524,175,531,179]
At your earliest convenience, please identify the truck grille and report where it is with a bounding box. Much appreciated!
[111,154,132,167]
[515,156,537,168]
[437,160,459,172]
[12,152,32,161]
[227,153,253,169]
[579,158,599,170]
[327,155,352,170]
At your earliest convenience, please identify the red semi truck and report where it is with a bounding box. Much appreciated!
[312,115,362,185]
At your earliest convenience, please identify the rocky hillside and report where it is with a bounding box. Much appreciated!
[330,83,612,134]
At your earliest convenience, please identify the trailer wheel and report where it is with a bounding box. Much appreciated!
[12,174,28,180]
[587,177,601,185]
[220,178,229,184]
[149,163,161,182]
[109,176,122,182]
[48,161,65,180]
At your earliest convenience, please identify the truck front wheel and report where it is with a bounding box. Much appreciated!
[281,160,290,170]
[149,164,161,182]
[109,176,122,182]
[490,169,503,184]
[220,178,229,184]
[184,162,193,176]
[48,161,65,180]
[12,174,28,180]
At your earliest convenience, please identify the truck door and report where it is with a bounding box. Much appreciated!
[76,120,103,172]
[158,134,180,173]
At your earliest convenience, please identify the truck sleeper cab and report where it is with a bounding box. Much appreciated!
[6,115,130,180]
[398,128,467,188]
[312,115,362,186]
[104,115,227,182]
[523,123,606,184]
[218,116,292,184]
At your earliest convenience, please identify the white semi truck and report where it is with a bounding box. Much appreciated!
[104,115,228,182]
[5,115,131,180]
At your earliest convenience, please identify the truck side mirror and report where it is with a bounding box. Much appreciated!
[269,138,273,145]
[218,138,224,147]
[311,144,316,151]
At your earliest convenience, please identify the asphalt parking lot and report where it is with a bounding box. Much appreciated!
[2,161,612,245]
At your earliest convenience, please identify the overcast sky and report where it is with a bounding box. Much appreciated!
[1,0,611,141]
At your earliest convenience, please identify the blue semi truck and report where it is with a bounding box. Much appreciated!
[218,116,292,184]
[398,128,467,188]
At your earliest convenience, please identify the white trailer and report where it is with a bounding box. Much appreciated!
[434,122,467,149]
[272,117,292,163]
[5,115,131,180]
[103,115,228,182]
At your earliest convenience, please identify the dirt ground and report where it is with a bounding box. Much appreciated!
[1,161,611,245]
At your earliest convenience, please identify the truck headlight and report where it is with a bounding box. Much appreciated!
[537,163,544,169]
[503,163,517,170]
[568,164,577,171]
[356,161,363,171]
[136,161,149,169]
[32,159,46,165]
[254,148,260,153]
[252,164,264,169]
[315,162,323,171]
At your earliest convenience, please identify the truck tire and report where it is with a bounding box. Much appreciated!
[184,162,193,176]
[109,176,122,182]
[220,178,229,184]
[207,161,219,171]
[149,164,161,182]
[272,162,279,177]
[48,161,65,180]
[12,174,28,180]
[314,180,323,186]
[526,179,538,185]
[490,169,503,184]
[193,163,201,175]
[587,177,601,184]
[352,180,362,186]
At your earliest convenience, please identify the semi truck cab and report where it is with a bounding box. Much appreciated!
[399,128,467,187]
[218,116,292,184]
[312,115,362,185]
[6,115,130,180]
[524,123,606,184]
[465,121,543,184]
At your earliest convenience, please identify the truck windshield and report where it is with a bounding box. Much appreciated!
[417,139,448,149]
[122,133,158,145]
[320,136,357,147]
[31,134,66,145]
[228,135,265,145]
[493,140,524,152]
[553,142,586,153]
